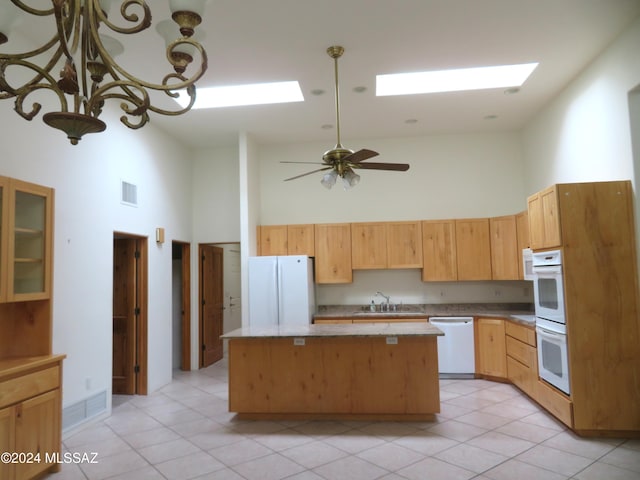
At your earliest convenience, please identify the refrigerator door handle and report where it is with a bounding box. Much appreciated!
[277,261,284,324]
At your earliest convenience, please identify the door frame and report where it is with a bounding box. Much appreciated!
[173,241,191,371]
[113,232,148,395]
[198,243,226,368]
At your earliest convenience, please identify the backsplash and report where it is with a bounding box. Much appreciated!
[315,269,533,306]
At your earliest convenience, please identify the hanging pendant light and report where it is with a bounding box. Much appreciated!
[0,0,210,144]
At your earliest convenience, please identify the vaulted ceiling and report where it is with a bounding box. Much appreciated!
[5,1,640,149]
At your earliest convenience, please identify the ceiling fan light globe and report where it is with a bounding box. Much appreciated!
[342,169,360,189]
[321,170,338,189]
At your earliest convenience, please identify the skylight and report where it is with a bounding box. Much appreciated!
[376,63,539,96]
[175,81,304,109]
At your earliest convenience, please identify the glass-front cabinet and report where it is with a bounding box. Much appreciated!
[0,177,7,303]
[0,177,53,302]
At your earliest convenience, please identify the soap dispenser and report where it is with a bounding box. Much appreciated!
[370,300,376,312]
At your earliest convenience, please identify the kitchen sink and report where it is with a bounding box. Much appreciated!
[351,304,426,316]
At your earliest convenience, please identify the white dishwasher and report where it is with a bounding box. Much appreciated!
[429,317,475,378]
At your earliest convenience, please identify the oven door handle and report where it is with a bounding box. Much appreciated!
[536,326,565,338]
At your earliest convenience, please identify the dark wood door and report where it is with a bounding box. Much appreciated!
[200,245,224,367]
[112,238,137,394]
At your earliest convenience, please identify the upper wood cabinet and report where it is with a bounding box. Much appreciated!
[421,220,457,281]
[351,221,422,270]
[258,225,288,256]
[386,221,423,268]
[351,222,387,269]
[455,218,492,280]
[314,223,352,284]
[0,177,53,302]
[287,224,315,256]
[490,215,519,280]
[528,185,561,250]
[258,224,315,257]
[515,210,529,279]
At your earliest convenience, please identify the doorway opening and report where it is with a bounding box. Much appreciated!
[198,242,241,368]
[112,233,148,395]
[172,241,191,371]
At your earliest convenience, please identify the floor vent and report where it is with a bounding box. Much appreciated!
[62,390,107,432]
[121,180,138,206]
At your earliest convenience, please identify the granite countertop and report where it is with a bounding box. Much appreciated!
[221,322,444,339]
[314,303,536,326]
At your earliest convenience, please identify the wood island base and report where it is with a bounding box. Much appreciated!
[227,335,440,420]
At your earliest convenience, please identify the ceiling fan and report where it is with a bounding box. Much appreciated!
[282,46,410,189]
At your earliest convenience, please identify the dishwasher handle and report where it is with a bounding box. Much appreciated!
[429,317,474,325]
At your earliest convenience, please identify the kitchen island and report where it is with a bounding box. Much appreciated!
[222,323,444,420]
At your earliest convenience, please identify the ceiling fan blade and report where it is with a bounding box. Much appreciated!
[284,167,332,181]
[344,149,379,163]
[280,161,325,165]
[352,162,410,171]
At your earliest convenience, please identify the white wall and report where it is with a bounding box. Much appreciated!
[190,145,241,366]
[522,16,640,195]
[258,132,527,224]
[0,107,194,414]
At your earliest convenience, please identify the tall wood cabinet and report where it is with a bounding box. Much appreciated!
[0,176,64,480]
[528,180,640,435]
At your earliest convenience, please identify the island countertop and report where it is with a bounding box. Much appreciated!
[221,322,444,339]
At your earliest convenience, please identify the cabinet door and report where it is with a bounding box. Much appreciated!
[515,211,529,279]
[259,225,288,256]
[528,186,561,250]
[490,215,519,280]
[527,192,543,250]
[540,185,561,248]
[0,176,9,303]
[351,222,387,269]
[386,221,423,268]
[455,219,492,280]
[7,179,53,301]
[421,220,457,281]
[314,224,352,283]
[475,318,507,378]
[287,224,314,256]
[0,405,15,480]
[14,390,60,480]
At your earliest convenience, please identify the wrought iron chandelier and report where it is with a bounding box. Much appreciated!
[0,0,209,145]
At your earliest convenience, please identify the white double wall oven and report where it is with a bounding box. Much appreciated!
[532,249,571,395]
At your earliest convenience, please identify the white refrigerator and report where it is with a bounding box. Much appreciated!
[248,256,316,326]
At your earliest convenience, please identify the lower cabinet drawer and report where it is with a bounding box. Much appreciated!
[506,336,536,368]
[507,356,535,397]
[0,367,59,409]
[536,379,573,427]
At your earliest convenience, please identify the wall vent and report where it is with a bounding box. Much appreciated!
[62,390,107,432]
[121,180,138,207]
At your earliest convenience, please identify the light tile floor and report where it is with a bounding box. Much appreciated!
[46,358,640,480]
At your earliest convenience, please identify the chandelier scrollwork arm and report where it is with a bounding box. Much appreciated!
[0,0,210,145]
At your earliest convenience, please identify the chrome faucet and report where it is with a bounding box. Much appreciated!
[375,291,390,311]
[376,291,390,303]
